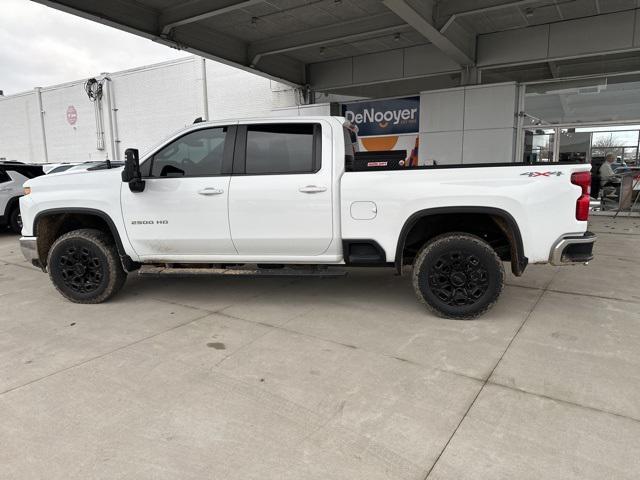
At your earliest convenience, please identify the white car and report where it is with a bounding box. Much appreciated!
[42,163,78,174]
[1,162,45,233]
[19,117,596,319]
[45,161,123,175]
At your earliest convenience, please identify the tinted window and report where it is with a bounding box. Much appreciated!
[2,166,43,179]
[151,127,228,177]
[48,165,74,174]
[0,170,10,183]
[245,123,319,174]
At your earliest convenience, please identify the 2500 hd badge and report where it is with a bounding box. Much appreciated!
[131,220,168,225]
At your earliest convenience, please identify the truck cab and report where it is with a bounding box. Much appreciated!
[121,119,341,263]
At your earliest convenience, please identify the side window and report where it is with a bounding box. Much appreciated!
[14,167,43,179]
[245,123,320,175]
[150,127,228,177]
[0,170,10,183]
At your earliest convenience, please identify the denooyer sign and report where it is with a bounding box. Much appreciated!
[341,97,419,136]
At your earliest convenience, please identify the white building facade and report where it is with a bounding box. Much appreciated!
[0,56,300,164]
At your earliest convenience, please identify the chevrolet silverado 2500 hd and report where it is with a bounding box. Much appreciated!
[19,117,595,319]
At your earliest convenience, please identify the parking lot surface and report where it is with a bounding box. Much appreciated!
[1,215,639,479]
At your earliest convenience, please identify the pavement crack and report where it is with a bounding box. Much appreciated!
[486,381,640,424]
[423,284,548,479]
[506,282,640,306]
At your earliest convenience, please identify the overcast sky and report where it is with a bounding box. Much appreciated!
[0,0,190,95]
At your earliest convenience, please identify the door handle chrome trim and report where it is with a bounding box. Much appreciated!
[299,185,327,194]
[198,187,224,196]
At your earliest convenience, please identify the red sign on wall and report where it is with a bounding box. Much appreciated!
[66,105,77,125]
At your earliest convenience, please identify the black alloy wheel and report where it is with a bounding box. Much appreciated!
[48,228,127,303]
[428,250,489,307]
[412,233,504,319]
[57,244,104,294]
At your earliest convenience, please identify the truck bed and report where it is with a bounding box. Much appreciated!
[340,162,591,264]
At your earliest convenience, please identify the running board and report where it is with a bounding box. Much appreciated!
[137,265,347,278]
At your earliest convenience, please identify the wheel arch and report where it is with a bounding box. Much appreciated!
[3,195,21,218]
[395,206,528,277]
[33,208,138,271]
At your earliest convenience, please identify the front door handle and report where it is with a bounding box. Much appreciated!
[198,187,224,196]
[299,185,327,194]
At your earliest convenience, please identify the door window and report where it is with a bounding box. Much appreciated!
[151,127,228,177]
[0,170,10,183]
[244,123,320,174]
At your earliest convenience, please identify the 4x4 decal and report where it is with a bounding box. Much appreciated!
[520,171,564,177]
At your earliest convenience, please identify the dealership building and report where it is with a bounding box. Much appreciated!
[3,0,640,173]
[0,56,301,164]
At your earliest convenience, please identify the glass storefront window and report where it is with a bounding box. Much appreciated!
[522,126,640,165]
[623,148,638,164]
[592,130,639,148]
[523,128,554,163]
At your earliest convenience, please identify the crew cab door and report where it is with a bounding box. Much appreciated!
[121,125,237,257]
[228,122,333,256]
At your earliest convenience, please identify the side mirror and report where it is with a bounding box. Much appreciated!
[122,148,145,193]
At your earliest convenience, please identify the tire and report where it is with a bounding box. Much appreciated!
[47,228,127,303]
[412,233,504,320]
[8,206,22,234]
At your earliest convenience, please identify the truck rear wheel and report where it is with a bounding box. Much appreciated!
[412,233,504,320]
[8,206,22,234]
[47,228,127,303]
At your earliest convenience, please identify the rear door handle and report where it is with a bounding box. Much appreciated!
[299,185,327,194]
[198,187,224,196]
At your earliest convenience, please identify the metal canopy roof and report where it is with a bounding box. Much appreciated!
[33,0,640,95]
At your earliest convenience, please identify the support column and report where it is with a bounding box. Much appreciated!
[201,57,210,121]
[103,76,120,161]
[34,87,49,163]
[460,66,478,86]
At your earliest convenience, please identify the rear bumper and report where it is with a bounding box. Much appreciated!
[550,231,596,266]
[20,236,42,269]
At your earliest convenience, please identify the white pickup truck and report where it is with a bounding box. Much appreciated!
[19,117,595,319]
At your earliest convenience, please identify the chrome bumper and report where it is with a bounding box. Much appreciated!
[550,232,596,266]
[19,236,41,268]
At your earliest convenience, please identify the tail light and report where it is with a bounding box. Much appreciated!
[571,171,591,221]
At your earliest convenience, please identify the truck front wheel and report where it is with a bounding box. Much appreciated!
[47,228,127,303]
[412,233,504,320]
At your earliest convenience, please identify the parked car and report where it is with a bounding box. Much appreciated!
[44,163,78,174]
[612,161,630,175]
[45,161,123,175]
[1,161,45,233]
[19,117,595,319]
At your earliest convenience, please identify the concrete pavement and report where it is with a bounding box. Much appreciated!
[1,215,639,479]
